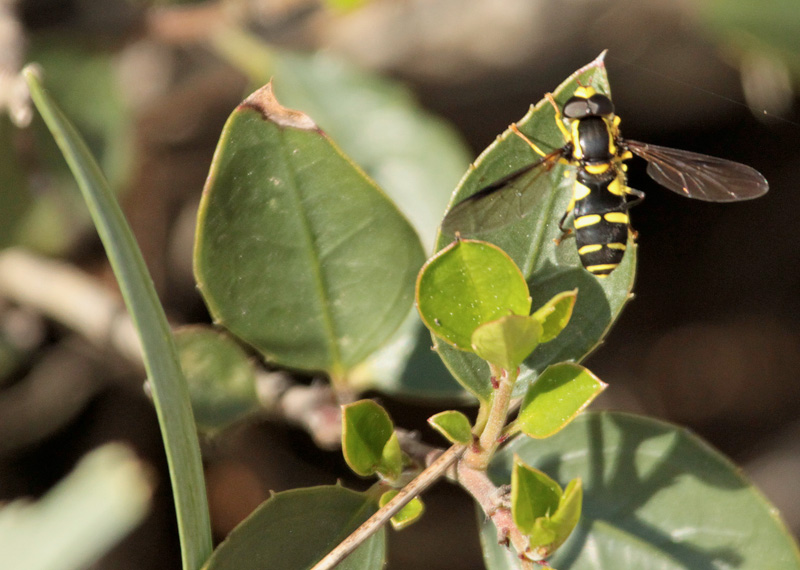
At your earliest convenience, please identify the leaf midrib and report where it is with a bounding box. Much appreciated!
[278,130,342,374]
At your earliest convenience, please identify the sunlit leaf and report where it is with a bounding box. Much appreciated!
[416,239,531,355]
[379,491,425,530]
[428,410,473,444]
[516,363,606,439]
[342,399,395,477]
[471,314,542,371]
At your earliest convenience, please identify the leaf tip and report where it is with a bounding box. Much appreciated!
[21,63,43,84]
[241,81,318,131]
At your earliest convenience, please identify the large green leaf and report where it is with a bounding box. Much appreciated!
[480,412,800,570]
[433,53,636,398]
[194,83,425,379]
[24,66,212,570]
[0,444,151,570]
[203,485,385,570]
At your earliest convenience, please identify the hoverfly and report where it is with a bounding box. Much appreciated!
[441,85,769,276]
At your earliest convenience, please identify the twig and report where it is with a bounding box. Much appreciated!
[310,443,467,570]
[0,248,142,364]
[456,460,534,566]
[0,248,343,447]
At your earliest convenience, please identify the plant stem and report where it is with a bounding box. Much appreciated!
[456,460,534,566]
[310,443,467,570]
[468,365,518,470]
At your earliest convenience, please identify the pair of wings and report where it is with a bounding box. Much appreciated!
[441,140,768,235]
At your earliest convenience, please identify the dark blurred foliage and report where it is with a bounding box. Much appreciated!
[2,0,799,568]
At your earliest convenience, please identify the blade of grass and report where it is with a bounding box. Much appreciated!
[23,65,212,570]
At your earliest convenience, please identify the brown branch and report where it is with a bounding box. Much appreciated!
[310,443,467,570]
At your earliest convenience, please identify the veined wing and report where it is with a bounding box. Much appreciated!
[626,140,768,202]
[440,148,566,236]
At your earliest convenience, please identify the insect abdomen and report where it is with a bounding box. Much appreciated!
[572,172,630,276]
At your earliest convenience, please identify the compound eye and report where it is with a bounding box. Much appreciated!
[562,96,590,119]
[588,93,614,115]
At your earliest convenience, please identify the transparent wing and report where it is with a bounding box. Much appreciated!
[441,149,566,236]
[626,140,768,202]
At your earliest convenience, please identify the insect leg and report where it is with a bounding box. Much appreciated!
[624,187,645,210]
[509,123,550,158]
[545,93,572,142]
[554,206,574,245]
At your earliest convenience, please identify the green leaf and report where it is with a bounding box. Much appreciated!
[342,400,395,477]
[211,31,470,252]
[174,326,259,433]
[24,66,212,570]
[531,289,577,343]
[0,444,151,570]
[433,53,636,401]
[546,478,582,553]
[481,411,800,570]
[194,82,425,380]
[379,431,404,481]
[203,485,385,570]
[428,410,473,444]
[522,478,583,561]
[471,314,542,371]
[516,363,606,439]
[379,491,425,530]
[511,456,562,535]
[416,239,531,353]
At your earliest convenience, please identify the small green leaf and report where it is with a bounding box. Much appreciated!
[471,314,542,371]
[194,82,425,378]
[342,400,395,477]
[545,478,582,553]
[531,289,577,343]
[517,363,606,439]
[379,491,425,530]
[416,239,531,351]
[522,479,583,560]
[203,485,385,570]
[379,432,404,481]
[511,456,562,536]
[428,410,473,444]
[174,326,259,433]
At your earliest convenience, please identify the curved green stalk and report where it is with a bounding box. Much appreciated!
[23,66,212,570]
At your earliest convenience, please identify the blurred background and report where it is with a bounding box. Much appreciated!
[1,0,799,568]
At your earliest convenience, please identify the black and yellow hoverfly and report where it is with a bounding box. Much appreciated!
[441,85,769,276]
